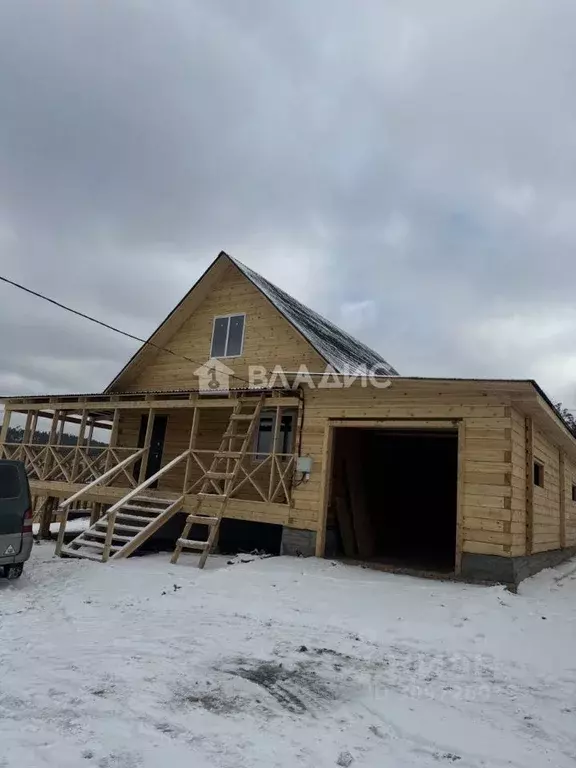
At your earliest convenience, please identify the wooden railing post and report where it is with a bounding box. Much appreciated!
[268,406,282,500]
[183,407,199,495]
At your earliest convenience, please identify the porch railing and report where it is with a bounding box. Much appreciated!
[2,442,297,506]
[0,443,143,486]
[185,450,296,504]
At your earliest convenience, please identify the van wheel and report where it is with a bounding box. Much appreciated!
[5,564,23,580]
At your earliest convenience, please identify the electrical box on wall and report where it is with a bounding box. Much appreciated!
[296,455,313,475]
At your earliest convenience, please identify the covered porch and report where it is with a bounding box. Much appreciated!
[0,388,301,553]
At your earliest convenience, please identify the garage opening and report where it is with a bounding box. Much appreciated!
[326,427,458,573]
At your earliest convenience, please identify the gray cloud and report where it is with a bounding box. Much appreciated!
[1,0,576,406]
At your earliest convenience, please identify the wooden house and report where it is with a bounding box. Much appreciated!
[1,251,576,583]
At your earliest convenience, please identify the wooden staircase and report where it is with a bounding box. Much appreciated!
[60,495,181,561]
[58,395,266,565]
[171,394,264,569]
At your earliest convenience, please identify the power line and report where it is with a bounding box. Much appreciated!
[0,274,255,388]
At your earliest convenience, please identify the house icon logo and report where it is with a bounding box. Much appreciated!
[194,359,235,393]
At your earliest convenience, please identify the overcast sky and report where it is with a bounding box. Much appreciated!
[1,0,576,406]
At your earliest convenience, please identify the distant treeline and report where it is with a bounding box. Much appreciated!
[5,425,107,448]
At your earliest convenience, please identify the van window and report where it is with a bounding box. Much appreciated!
[0,464,21,499]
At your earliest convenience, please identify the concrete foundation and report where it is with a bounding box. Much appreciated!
[280,527,316,557]
[461,547,576,586]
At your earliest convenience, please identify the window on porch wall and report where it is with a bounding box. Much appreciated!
[254,412,296,459]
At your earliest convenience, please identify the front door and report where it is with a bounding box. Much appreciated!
[133,415,168,487]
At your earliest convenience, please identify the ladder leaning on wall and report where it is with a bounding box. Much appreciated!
[171,394,265,569]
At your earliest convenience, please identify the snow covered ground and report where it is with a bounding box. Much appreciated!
[1,545,575,768]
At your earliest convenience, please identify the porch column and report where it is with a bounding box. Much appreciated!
[104,409,120,472]
[183,407,200,495]
[43,409,60,481]
[70,410,88,482]
[138,409,155,485]
[0,407,12,456]
[39,496,57,540]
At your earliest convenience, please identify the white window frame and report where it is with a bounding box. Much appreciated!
[210,313,246,358]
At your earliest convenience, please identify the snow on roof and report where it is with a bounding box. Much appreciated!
[230,257,399,376]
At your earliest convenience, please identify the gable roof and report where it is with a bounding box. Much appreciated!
[105,251,398,392]
[229,256,399,376]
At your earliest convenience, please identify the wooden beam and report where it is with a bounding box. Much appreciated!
[559,449,566,549]
[104,409,121,473]
[183,407,200,494]
[0,396,300,412]
[70,410,88,482]
[455,421,466,574]
[138,410,155,485]
[315,423,335,557]
[0,408,12,451]
[22,411,34,444]
[268,406,282,500]
[328,419,460,429]
[43,410,61,479]
[57,412,66,445]
[525,417,534,556]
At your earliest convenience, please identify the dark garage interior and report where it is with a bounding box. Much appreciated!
[326,427,458,573]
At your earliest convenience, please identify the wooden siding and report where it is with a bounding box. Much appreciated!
[510,408,527,556]
[564,456,576,547]
[290,385,519,554]
[120,263,325,391]
[531,425,561,553]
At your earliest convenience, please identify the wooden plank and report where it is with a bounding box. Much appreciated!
[455,421,465,574]
[0,408,12,452]
[559,449,566,549]
[138,409,156,485]
[315,424,333,557]
[525,417,534,556]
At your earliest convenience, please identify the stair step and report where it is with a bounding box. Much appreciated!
[95,520,145,533]
[60,547,104,562]
[230,414,256,421]
[215,451,243,459]
[115,512,159,524]
[121,503,166,514]
[177,538,209,550]
[135,496,175,505]
[85,530,134,543]
[197,493,227,500]
[187,514,220,525]
[223,432,250,439]
[205,471,234,479]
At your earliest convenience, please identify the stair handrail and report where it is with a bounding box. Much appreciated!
[102,447,192,561]
[55,447,145,556]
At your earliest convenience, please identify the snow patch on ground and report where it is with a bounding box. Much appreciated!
[32,517,90,536]
[1,546,576,767]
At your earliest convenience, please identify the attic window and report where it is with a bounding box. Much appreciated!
[572,484,576,503]
[210,314,245,358]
